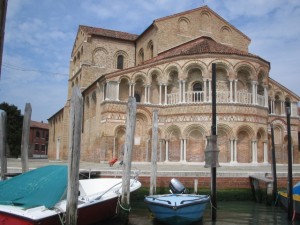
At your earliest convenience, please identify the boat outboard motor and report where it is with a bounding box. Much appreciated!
[169,178,187,194]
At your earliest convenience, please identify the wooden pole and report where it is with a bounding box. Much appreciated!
[270,124,278,203]
[66,86,83,225]
[21,103,31,173]
[150,109,158,195]
[211,63,217,221]
[120,97,136,222]
[0,110,7,180]
[286,107,293,220]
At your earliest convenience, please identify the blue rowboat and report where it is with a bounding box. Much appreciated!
[144,194,210,225]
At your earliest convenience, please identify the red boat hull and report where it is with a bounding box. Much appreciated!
[0,197,118,225]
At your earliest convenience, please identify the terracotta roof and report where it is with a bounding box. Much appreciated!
[144,36,269,64]
[30,120,49,129]
[80,25,138,41]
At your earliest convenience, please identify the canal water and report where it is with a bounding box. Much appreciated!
[97,201,300,225]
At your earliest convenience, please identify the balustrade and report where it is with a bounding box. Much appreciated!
[166,90,264,106]
[115,90,266,107]
[185,91,204,103]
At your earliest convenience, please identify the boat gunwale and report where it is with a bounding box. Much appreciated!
[144,194,210,210]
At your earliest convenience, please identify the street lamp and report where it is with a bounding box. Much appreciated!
[204,135,220,168]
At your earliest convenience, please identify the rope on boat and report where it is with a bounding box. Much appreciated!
[293,209,296,221]
[54,206,66,225]
[117,195,131,213]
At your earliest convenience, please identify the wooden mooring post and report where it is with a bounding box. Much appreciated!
[150,109,158,195]
[66,86,83,225]
[120,97,136,224]
[270,124,278,203]
[0,110,7,180]
[21,103,31,173]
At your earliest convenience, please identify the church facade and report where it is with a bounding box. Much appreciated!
[48,6,300,165]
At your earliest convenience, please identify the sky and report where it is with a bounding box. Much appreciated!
[0,0,299,122]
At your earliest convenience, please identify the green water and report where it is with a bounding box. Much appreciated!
[97,201,300,225]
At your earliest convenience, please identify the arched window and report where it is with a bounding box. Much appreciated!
[148,41,154,58]
[193,83,202,91]
[117,55,124,69]
[134,93,141,102]
[139,48,144,64]
[193,83,202,102]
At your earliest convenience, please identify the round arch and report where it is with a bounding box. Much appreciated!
[234,62,256,80]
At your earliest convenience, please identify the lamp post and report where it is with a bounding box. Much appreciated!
[204,63,219,221]
[286,106,293,220]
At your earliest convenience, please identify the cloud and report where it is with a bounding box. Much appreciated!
[2,0,300,123]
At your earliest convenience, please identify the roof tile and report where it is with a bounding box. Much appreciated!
[144,36,268,64]
[80,25,138,41]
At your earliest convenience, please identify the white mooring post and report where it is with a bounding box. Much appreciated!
[21,103,32,173]
[120,97,137,223]
[194,179,198,194]
[150,109,158,195]
[0,110,7,180]
[66,86,83,225]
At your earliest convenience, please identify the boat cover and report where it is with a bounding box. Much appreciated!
[0,165,67,209]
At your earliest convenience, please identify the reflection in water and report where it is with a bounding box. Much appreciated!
[97,201,300,225]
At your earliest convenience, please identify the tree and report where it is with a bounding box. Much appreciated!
[0,102,23,157]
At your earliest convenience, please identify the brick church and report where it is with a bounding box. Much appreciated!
[48,5,300,165]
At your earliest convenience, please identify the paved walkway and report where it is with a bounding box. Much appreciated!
[4,158,300,178]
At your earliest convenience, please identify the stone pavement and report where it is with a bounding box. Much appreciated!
[4,158,300,178]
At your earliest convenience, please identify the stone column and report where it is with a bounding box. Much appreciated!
[146,139,149,162]
[251,81,257,105]
[178,80,182,103]
[229,80,233,103]
[203,79,207,102]
[132,83,135,97]
[113,137,116,158]
[165,139,169,162]
[159,139,163,161]
[159,84,162,105]
[271,99,275,114]
[264,85,268,107]
[144,86,148,104]
[148,85,151,103]
[234,80,238,103]
[129,83,132,97]
[182,80,186,103]
[234,139,237,163]
[208,79,212,102]
[180,139,183,162]
[102,83,106,101]
[281,101,285,115]
[105,82,110,100]
[230,139,234,163]
[116,82,120,101]
[252,140,257,164]
[263,141,268,164]
[164,84,168,105]
[183,139,187,162]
